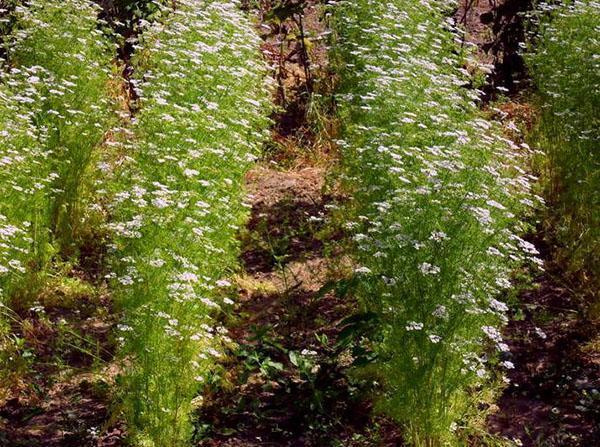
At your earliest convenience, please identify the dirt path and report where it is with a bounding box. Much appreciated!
[488,263,600,445]
[196,2,402,446]
[197,165,364,446]
[0,275,123,447]
[456,0,533,99]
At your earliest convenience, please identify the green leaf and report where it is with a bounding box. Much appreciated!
[315,333,329,347]
[265,359,284,371]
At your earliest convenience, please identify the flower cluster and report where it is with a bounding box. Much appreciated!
[104,1,271,445]
[330,0,540,442]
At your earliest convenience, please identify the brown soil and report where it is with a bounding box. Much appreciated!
[242,166,330,273]
[246,0,337,167]
[197,162,402,446]
[488,263,600,446]
[0,293,124,447]
[457,0,534,99]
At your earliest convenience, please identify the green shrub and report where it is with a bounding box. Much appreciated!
[0,0,114,386]
[526,0,599,297]
[105,1,271,445]
[0,0,113,302]
[8,0,115,257]
[330,0,539,444]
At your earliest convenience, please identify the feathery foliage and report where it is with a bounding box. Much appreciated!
[104,1,271,445]
[527,0,599,297]
[0,0,113,339]
[9,0,114,256]
[330,0,540,443]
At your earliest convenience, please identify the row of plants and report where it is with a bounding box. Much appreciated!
[526,0,599,303]
[329,0,542,445]
[0,0,114,369]
[6,0,595,445]
[103,0,271,445]
[0,1,271,445]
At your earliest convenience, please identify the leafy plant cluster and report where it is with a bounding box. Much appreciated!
[103,1,271,445]
[526,0,599,301]
[0,0,114,368]
[0,1,271,445]
[329,0,541,444]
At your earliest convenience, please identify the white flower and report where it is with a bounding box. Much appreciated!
[481,325,502,342]
[501,361,515,369]
[518,239,539,255]
[183,168,199,178]
[8,259,25,273]
[428,334,441,344]
[419,262,440,275]
[534,327,547,339]
[429,231,447,242]
[406,321,424,331]
[200,297,219,308]
[486,199,506,210]
[149,259,165,268]
[152,197,169,209]
[495,277,511,289]
[119,275,134,286]
[470,207,493,225]
[489,298,508,312]
[178,272,198,282]
[497,343,510,352]
[487,246,503,257]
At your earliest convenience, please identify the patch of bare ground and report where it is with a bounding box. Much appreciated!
[0,290,124,447]
[197,162,401,446]
[488,261,600,446]
[457,0,533,99]
[242,166,330,274]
